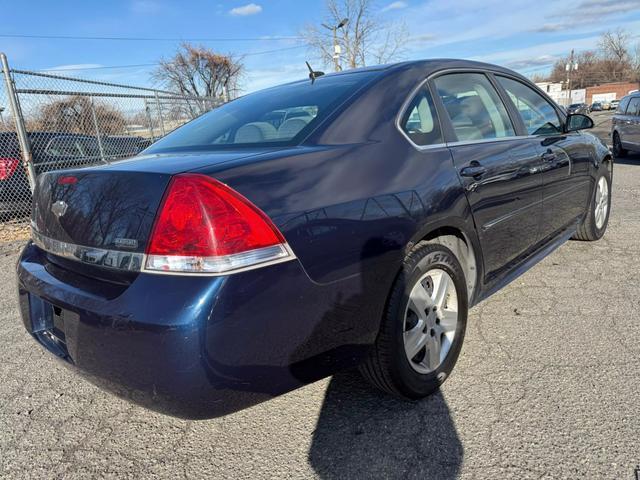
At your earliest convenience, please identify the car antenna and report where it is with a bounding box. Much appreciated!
[306,61,325,84]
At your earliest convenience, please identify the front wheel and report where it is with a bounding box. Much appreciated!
[360,242,468,399]
[573,164,611,241]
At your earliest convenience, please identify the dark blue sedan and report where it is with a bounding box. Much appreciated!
[17,60,612,419]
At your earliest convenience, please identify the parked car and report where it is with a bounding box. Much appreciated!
[610,99,620,110]
[17,60,612,419]
[567,103,589,115]
[591,102,603,111]
[612,92,640,157]
[0,132,150,217]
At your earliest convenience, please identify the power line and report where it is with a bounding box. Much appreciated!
[0,33,302,42]
[34,45,308,72]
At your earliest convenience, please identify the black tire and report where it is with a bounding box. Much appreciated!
[612,132,627,158]
[573,163,612,241]
[359,242,468,399]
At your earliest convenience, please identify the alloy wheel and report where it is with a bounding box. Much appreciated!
[594,176,609,229]
[403,269,458,374]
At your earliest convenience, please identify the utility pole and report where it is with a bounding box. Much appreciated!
[322,18,349,72]
[565,49,578,106]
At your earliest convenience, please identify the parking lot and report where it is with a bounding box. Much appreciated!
[1,111,639,479]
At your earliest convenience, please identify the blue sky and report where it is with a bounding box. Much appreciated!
[2,0,640,93]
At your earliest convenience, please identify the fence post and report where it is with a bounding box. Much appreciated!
[89,96,107,163]
[143,99,156,141]
[1,53,37,192]
[154,92,166,137]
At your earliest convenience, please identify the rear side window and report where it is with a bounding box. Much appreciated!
[400,87,442,146]
[627,97,640,116]
[433,73,515,142]
[497,76,561,136]
[617,96,630,113]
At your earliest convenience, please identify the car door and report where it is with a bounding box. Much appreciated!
[613,96,631,145]
[627,97,640,146]
[431,72,543,279]
[495,75,591,239]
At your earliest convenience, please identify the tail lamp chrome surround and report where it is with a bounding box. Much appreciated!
[30,227,296,276]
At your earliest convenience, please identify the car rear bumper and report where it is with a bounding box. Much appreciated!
[17,242,378,419]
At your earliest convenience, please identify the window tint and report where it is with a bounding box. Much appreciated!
[433,73,515,142]
[400,87,442,146]
[497,76,562,136]
[627,97,640,116]
[145,71,378,153]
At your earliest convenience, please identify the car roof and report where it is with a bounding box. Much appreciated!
[262,59,533,92]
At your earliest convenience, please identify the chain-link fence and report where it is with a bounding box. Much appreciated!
[0,53,221,239]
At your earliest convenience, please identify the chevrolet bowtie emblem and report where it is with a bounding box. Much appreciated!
[51,200,68,218]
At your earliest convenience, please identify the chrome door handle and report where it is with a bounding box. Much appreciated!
[460,165,487,178]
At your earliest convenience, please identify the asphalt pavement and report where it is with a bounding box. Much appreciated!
[1,111,639,479]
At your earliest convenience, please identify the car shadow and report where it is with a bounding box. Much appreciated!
[614,153,640,166]
[308,368,462,479]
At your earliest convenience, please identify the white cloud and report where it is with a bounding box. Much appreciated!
[229,3,263,16]
[381,1,408,12]
[131,0,161,14]
[42,64,104,72]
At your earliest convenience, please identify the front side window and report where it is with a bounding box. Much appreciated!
[400,87,442,146]
[617,96,630,114]
[497,76,562,136]
[433,73,515,142]
[627,97,640,116]
[144,71,378,153]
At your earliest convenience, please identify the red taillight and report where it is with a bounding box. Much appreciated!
[145,173,292,274]
[0,158,20,180]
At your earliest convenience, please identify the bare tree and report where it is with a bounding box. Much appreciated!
[546,29,638,87]
[36,95,125,135]
[153,43,244,100]
[301,0,409,71]
[599,29,631,64]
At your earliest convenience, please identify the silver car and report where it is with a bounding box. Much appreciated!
[612,93,640,157]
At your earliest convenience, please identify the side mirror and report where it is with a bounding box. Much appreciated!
[565,113,594,132]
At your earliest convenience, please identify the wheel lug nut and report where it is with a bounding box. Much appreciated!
[435,318,440,325]
[432,306,437,312]
[430,328,435,336]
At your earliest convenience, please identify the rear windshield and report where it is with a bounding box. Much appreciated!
[145,71,379,154]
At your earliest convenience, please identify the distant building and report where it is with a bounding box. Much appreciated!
[534,82,585,106]
[586,82,639,104]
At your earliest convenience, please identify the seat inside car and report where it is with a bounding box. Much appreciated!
[277,116,312,139]
[234,122,278,143]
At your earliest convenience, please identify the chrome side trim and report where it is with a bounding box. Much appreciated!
[31,228,297,276]
[446,135,537,148]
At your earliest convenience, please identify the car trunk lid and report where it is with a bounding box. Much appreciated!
[32,169,171,254]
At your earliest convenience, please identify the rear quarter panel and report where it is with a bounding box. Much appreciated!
[190,67,479,340]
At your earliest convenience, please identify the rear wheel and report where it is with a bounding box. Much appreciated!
[574,164,611,241]
[613,132,627,158]
[360,242,468,399]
